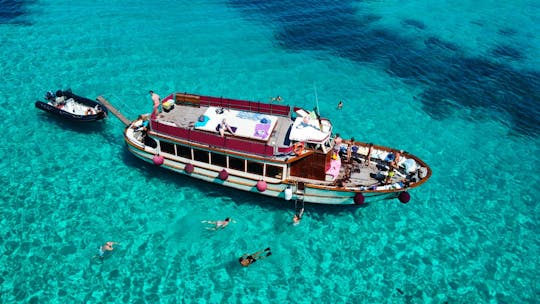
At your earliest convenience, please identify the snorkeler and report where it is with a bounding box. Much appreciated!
[202,217,234,230]
[239,247,272,267]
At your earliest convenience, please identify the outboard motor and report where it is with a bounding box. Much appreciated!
[55,90,63,97]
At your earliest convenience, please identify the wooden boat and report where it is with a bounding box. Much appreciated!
[35,90,107,122]
[123,92,432,205]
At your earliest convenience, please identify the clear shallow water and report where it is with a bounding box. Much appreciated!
[1,0,539,303]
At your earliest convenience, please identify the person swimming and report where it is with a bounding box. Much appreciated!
[293,208,304,225]
[239,247,272,267]
[93,241,119,261]
[202,217,234,230]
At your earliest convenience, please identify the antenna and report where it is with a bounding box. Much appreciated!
[313,83,323,130]
[314,83,320,115]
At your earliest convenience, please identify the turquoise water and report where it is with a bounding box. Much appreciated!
[1,0,539,303]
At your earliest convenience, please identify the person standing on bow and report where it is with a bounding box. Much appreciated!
[149,90,161,118]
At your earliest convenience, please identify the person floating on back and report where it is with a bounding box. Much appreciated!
[239,247,272,267]
[202,217,234,230]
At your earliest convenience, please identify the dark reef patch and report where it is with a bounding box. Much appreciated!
[424,36,459,52]
[491,45,524,60]
[0,0,32,25]
[228,0,540,136]
[498,27,518,36]
[401,18,426,30]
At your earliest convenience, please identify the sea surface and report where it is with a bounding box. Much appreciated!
[1,0,539,303]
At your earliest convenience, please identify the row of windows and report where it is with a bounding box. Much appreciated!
[160,141,283,179]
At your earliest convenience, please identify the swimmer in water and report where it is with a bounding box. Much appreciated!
[93,241,119,261]
[202,217,234,230]
[293,207,304,225]
[239,247,272,267]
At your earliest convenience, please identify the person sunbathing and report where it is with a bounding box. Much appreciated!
[217,118,235,137]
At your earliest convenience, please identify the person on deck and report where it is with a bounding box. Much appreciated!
[149,90,161,117]
[390,150,403,169]
[365,143,373,167]
[385,167,395,184]
[218,118,235,137]
[345,137,355,163]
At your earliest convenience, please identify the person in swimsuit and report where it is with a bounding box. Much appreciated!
[93,241,119,261]
[149,90,161,117]
[365,143,373,167]
[390,150,403,169]
[385,167,395,184]
[293,208,304,225]
[239,247,272,267]
[217,119,235,137]
[202,217,233,230]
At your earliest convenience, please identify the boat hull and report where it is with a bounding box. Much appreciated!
[35,101,107,122]
[35,90,107,122]
[125,137,401,205]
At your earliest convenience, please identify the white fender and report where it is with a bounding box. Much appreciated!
[284,186,293,200]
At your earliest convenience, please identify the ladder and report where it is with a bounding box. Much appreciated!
[294,182,305,213]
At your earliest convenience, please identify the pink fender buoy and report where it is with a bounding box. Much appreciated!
[184,163,194,174]
[398,192,410,204]
[256,180,267,192]
[354,192,365,205]
[153,155,164,166]
[219,169,228,180]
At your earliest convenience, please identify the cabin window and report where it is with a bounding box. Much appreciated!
[211,152,227,167]
[229,157,245,171]
[246,160,264,175]
[265,164,283,179]
[176,144,191,159]
[193,149,209,163]
[161,141,175,155]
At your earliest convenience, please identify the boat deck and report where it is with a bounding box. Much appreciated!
[156,102,293,149]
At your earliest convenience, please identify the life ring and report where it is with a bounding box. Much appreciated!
[293,142,304,155]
